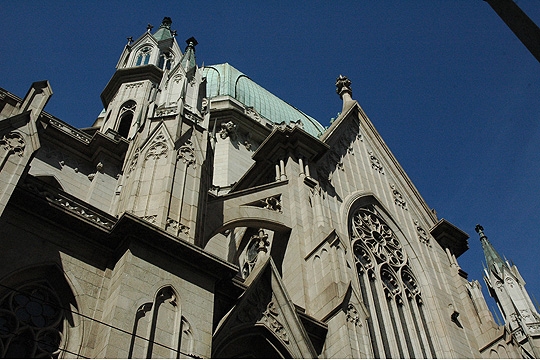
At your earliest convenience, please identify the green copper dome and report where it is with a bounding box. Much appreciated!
[203,63,325,138]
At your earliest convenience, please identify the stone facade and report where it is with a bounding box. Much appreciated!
[0,17,539,358]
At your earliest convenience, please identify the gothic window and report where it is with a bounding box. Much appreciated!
[0,283,65,358]
[351,206,436,358]
[158,51,173,70]
[135,46,152,66]
[117,100,136,138]
[129,286,193,359]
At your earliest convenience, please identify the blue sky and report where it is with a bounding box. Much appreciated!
[2,2,540,314]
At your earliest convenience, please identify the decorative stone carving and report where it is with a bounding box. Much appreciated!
[125,82,144,89]
[0,132,25,157]
[368,151,384,174]
[142,215,157,224]
[145,135,168,160]
[262,301,289,344]
[126,149,140,177]
[391,184,407,210]
[260,196,282,212]
[178,140,196,167]
[166,218,189,235]
[346,304,361,326]
[23,178,113,229]
[48,118,91,144]
[245,106,262,122]
[219,121,237,139]
[414,220,430,246]
[156,107,177,117]
[336,75,352,99]
[235,283,289,344]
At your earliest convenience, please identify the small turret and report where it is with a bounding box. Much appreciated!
[476,224,540,357]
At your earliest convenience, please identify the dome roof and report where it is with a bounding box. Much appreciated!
[203,63,325,137]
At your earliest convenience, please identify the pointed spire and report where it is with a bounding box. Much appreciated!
[475,224,507,273]
[180,37,198,71]
[153,17,174,41]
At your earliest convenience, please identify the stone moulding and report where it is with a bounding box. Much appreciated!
[47,117,92,144]
[21,176,115,230]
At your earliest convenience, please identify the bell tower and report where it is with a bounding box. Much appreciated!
[98,17,210,245]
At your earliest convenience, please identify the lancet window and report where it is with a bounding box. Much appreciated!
[129,286,194,359]
[0,283,65,358]
[135,46,152,66]
[117,100,137,138]
[351,206,436,358]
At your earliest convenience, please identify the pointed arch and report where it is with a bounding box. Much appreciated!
[116,100,137,138]
[347,196,436,358]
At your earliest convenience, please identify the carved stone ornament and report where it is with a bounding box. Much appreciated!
[414,220,430,246]
[346,303,361,326]
[260,196,282,212]
[391,184,407,210]
[22,179,114,229]
[336,75,352,99]
[166,217,189,235]
[235,283,289,344]
[145,134,168,160]
[0,132,26,157]
[178,140,196,167]
[368,151,384,174]
[219,121,237,139]
[142,215,157,224]
[126,149,140,177]
[245,106,262,122]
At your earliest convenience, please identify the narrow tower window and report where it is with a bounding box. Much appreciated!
[117,101,137,138]
[135,47,152,66]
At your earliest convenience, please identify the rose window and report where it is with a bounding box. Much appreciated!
[351,208,406,268]
[0,284,64,358]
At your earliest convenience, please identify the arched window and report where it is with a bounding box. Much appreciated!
[129,286,192,359]
[135,46,152,66]
[351,205,436,358]
[117,101,136,138]
[158,51,173,70]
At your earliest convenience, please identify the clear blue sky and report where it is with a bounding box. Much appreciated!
[2,2,540,313]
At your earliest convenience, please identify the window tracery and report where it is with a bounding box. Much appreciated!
[0,283,64,358]
[239,229,270,278]
[351,206,436,358]
[135,46,152,66]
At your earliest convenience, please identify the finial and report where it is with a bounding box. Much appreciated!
[475,224,484,234]
[171,30,177,37]
[127,36,133,45]
[185,36,198,49]
[147,23,154,32]
[160,17,172,29]
[336,75,354,112]
[336,75,352,99]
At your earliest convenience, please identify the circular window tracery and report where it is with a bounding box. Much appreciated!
[0,284,64,358]
[351,208,406,268]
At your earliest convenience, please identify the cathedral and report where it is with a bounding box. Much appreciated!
[0,17,539,358]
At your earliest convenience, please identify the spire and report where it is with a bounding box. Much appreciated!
[180,37,198,70]
[475,224,507,273]
[153,17,174,41]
